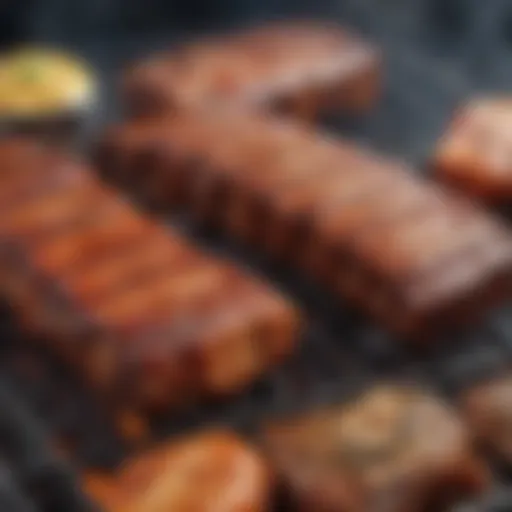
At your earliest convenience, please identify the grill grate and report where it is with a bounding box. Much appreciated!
[0,368,95,511]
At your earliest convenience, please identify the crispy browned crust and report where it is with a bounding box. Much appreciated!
[0,138,300,416]
[84,430,272,512]
[96,111,512,340]
[261,386,489,512]
[121,21,381,121]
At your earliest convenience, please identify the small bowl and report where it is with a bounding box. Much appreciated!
[0,47,98,146]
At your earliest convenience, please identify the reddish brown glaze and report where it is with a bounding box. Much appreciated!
[96,111,512,339]
[0,138,300,415]
[262,386,489,512]
[121,21,381,121]
[434,98,512,202]
[84,431,271,512]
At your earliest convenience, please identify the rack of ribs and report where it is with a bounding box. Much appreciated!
[96,111,512,339]
[0,138,300,418]
[121,21,381,121]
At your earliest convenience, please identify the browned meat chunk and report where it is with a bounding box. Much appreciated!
[84,431,271,512]
[0,139,300,417]
[262,386,489,512]
[121,21,381,121]
[96,111,512,339]
[434,98,512,202]
[460,375,512,464]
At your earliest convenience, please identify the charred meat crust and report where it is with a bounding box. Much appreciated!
[96,112,512,339]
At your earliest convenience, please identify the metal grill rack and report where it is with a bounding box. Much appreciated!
[0,363,95,511]
[4,1,512,511]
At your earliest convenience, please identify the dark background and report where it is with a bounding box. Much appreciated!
[0,0,316,43]
[0,0,509,44]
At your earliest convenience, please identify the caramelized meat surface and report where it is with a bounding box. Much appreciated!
[85,431,271,512]
[122,21,380,120]
[434,98,512,202]
[0,139,300,416]
[262,386,489,512]
[97,112,512,338]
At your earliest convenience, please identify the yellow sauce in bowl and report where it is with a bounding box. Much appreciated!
[0,47,97,118]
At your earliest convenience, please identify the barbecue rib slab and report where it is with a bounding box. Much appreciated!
[0,138,300,416]
[97,112,512,338]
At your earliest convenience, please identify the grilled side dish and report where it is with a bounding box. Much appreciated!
[460,375,512,465]
[0,139,300,416]
[261,386,489,512]
[84,431,271,512]
[122,21,380,120]
[96,111,512,338]
[434,98,512,202]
